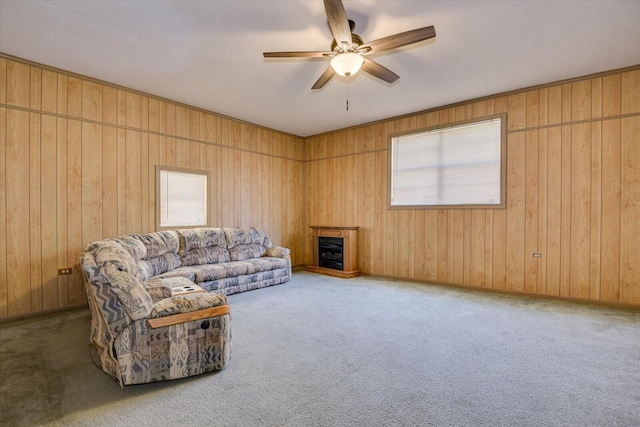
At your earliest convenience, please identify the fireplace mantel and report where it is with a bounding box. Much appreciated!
[305,226,361,278]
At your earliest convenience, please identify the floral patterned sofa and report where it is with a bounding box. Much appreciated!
[80,226,291,387]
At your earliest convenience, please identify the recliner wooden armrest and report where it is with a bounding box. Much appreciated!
[147,304,230,328]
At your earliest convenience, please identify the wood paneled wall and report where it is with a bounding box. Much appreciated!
[0,55,304,319]
[304,67,640,306]
[1,53,639,319]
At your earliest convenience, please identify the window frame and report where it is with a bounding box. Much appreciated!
[387,113,507,210]
[156,165,211,230]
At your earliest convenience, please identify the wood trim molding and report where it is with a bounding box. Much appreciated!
[147,304,230,328]
[369,274,640,312]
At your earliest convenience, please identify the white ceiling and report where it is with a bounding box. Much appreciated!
[1,1,639,137]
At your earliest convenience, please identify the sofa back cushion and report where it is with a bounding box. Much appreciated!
[134,231,180,258]
[177,228,231,266]
[114,236,147,262]
[138,253,182,281]
[224,227,272,261]
[133,231,182,281]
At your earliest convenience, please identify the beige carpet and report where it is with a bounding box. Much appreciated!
[2,271,640,426]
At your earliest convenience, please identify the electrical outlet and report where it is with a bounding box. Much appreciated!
[532,253,542,258]
[58,268,72,275]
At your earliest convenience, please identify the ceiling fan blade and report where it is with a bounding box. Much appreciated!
[361,58,400,84]
[324,0,352,47]
[362,26,436,54]
[312,66,336,90]
[264,51,333,58]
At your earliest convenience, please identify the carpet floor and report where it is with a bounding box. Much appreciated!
[1,271,640,426]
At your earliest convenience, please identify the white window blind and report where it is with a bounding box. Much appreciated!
[390,117,503,207]
[159,168,208,228]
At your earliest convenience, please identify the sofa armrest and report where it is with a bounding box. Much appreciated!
[149,293,228,320]
[264,246,291,259]
[147,305,230,329]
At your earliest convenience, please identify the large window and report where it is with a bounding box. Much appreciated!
[156,166,210,229]
[389,114,506,208]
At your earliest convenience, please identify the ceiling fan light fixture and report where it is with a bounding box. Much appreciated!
[330,52,364,77]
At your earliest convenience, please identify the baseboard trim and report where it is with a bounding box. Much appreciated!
[368,273,640,312]
[295,265,640,312]
[0,304,88,324]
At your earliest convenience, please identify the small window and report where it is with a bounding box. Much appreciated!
[389,114,506,209]
[156,166,210,229]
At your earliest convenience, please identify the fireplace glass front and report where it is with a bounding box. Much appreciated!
[318,237,343,270]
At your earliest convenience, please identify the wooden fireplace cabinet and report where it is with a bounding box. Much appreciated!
[305,226,361,278]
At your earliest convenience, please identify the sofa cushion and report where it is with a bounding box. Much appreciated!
[178,228,226,251]
[134,231,180,259]
[138,253,182,281]
[223,226,271,248]
[177,228,231,266]
[154,267,197,282]
[228,244,267,261]
[181,247,230,266]
[201,267,290,293]
[192,257,289,283]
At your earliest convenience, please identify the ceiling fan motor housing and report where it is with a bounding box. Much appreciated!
[331,32,364,52]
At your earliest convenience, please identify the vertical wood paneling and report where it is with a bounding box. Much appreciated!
[57,75,67,115]
[67,120,83,304]
[589,122,602,300]
[569,123,591,298]
[102,86,118,125]
[0,108,6,317]
[140,134,149,233]
[6,110,31,315]
[41,115,58,310]
[116,129,126,234]
[537,129,548,294]
[546,127,562,295]
[602,74,621,118]
[524,130,539,293]
[506,132,526,291]
[559,126,572,297]
[0,59,6,104]
[82,81,102,122]
[67,78,82,118]
[102,126,118,238]
[82,122,103,248]
[56,118,68,307]
[41,70,57,114]
[125,130,142,234]
[600,119,621,302]
[621,70,640,115]
[620,116,640,303]
[6,60,30,108]
[29,113,42,312]
[1,54,639,319]
[30,67,42,111]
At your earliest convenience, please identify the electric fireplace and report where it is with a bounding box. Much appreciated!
[305,226,360,278]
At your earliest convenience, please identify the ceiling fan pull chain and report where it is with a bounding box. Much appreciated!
[346,78,349,111]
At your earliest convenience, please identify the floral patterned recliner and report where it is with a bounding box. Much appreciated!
[80,227,291,387]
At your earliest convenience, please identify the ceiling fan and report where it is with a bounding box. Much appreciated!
[263,0,436,90]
